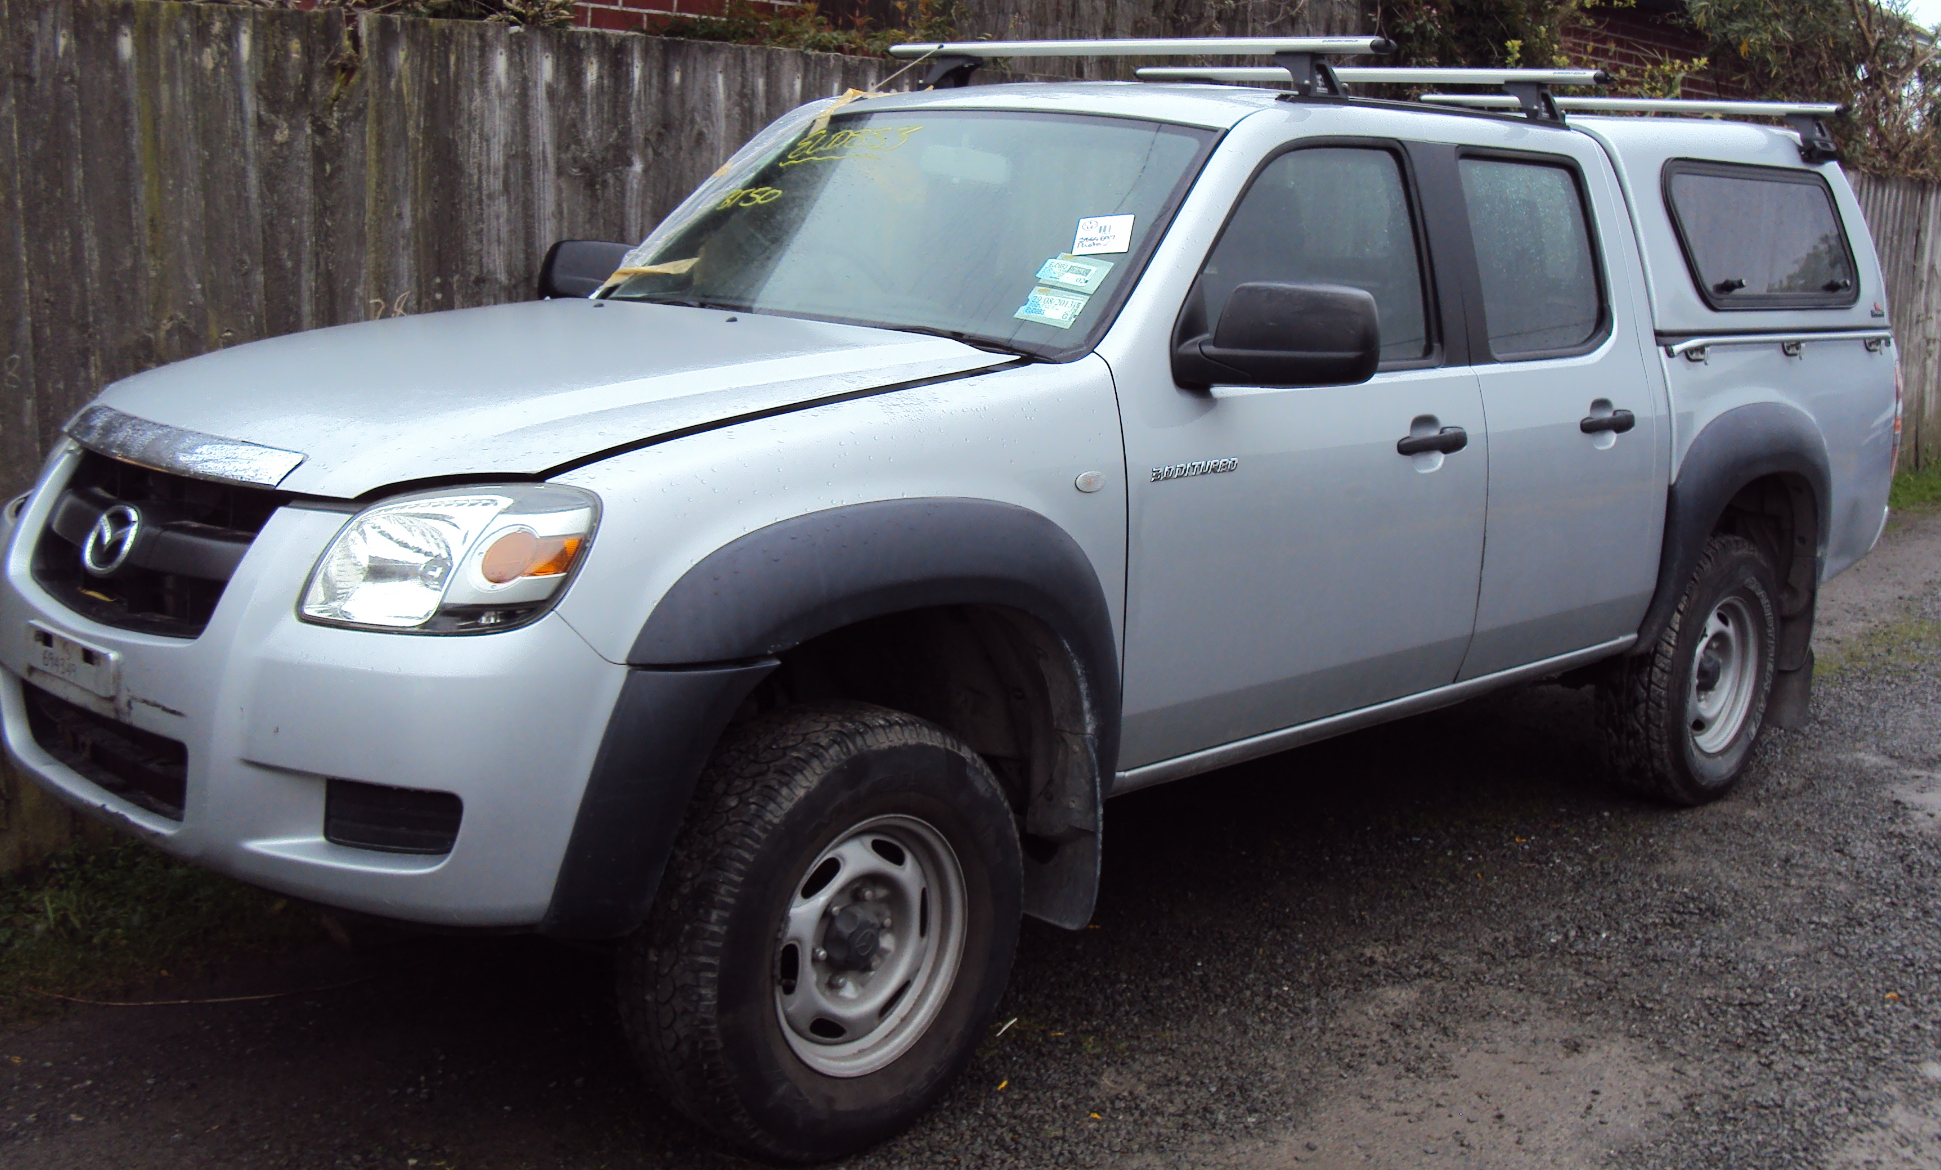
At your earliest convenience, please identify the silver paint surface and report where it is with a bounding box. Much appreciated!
[88,300,1004,498]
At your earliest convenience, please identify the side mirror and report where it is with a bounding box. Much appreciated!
[1172,282,1381,388]
[536,240,634,299]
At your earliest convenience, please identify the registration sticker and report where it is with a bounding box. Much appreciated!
[1013,286,1090,329]
[1072,214,1135,255]
[1034,254,1114,294]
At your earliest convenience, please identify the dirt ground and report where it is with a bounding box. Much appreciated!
[5,509,1941,1170]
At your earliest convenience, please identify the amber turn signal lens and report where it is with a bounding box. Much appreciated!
[480,531,583,584]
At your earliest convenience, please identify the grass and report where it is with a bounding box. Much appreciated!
[1891,462,1941,512]
[0,840,324,1022]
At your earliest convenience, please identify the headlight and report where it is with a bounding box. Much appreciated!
[300,484,598,633]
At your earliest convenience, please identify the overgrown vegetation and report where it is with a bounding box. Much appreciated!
[0,840,324,1021]
[205,0,579,28]
[657,0,957,57]
[1378,1,1941,179]
[1688,0,1941,179]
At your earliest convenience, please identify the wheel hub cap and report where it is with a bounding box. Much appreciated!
[773,814,968,1078]
[1688,595,1760,756]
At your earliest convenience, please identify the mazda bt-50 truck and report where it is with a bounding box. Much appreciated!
[0,38,1898,1161]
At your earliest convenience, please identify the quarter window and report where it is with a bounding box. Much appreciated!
[1459,157,1604,358]
[1664,161,1857,309]
[1200,147,1431,363]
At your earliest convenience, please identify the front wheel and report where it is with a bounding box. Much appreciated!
[1596,534,1779,805]
[620,702,1022,1162]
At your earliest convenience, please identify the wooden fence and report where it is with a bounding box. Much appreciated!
[0,0,896,520]
[1853,173,1941,472]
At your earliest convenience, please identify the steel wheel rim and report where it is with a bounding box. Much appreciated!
[773,813,968,1078]
[1689,594,1760,755]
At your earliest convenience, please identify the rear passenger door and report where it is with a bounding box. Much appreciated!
[1449,144,1667,677]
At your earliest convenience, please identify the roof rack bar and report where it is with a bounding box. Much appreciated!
[1417,95,1843,116]
[1137,66,1608,86]
[886,36,1393,60]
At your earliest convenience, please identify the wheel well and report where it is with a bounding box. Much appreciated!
[737,605,1099,852]
[1713,471,1819,670]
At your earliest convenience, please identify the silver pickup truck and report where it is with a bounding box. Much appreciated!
[0,37,1898,1160]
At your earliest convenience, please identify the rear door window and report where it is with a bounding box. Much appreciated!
[1663,161,1858,310]
[1459,155,1607,359]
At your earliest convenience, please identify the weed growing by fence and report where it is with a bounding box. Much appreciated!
[1892,462,1941,511]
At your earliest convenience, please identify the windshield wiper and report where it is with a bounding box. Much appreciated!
[610,294,747,313]
[887,324,1042,361]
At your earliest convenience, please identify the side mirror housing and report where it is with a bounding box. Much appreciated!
[536,240,634,299]
[1172,281,1381,388]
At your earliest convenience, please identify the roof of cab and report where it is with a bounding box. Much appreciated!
[836,81,1285,130]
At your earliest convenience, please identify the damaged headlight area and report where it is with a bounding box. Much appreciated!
[300,484,599,633]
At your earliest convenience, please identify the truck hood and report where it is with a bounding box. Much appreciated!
[87,299,1009,498]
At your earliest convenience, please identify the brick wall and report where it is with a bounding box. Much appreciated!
[1563,9,1750,100]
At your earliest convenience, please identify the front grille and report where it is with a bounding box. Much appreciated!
[325,779,463,855]
[23,682,188,820]
[33,451,283,638]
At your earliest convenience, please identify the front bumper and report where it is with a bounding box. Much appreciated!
[0,447,629,926]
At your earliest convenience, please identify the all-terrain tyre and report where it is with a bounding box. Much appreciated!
[1596,534,1779,805]
[619,701,1023,1163]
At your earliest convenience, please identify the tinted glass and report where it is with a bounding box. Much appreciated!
[605,110,1213,358]
[1667,167,1855,304]
[1201,147,1429,361]
[1460,157,1602,356]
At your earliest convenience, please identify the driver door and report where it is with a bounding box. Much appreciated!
[1115,141,1489,771]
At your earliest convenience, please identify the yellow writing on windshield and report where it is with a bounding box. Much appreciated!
[715,186,784,210]
[780,125,922,168]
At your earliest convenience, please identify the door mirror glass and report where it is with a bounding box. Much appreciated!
[1174,281,1381,387]
[537,240,633,300]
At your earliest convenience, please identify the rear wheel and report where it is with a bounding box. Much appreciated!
[1596,534,1779,805]
[620,702,1021,1163]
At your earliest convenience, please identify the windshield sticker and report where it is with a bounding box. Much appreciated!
[714,186,784,211]
[1072,214,1135,255]
[1013,286,1090,329]
[780,125,922,168]
[1035,254,1114,294]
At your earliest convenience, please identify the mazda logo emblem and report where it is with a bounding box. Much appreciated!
[81,504,142,577]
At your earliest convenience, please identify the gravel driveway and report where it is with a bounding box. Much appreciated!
[6,509,1941,1170]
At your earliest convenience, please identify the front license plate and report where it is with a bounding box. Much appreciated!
[28,622,120,700]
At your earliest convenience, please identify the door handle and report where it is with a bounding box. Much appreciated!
[1396,426,1468,456]
[1580,409,1636,435]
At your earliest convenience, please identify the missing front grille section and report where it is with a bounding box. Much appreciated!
[32,450,284,639]
[23,683,187,820]
[325,779,463,855]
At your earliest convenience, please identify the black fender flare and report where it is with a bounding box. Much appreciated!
[541,498,1120,939]
[1635,401,1831,654]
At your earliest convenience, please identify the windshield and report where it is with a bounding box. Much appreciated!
[603,109,1216,358]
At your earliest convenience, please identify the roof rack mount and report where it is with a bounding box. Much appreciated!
[1137,64,1606,121]
[1418,94,1846,162]
[885,35,1393,92]
[1137,66,1608,87]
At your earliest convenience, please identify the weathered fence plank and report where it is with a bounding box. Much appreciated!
[1854,172,1941,472]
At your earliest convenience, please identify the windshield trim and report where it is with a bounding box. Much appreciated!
[605,109,1226,363]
